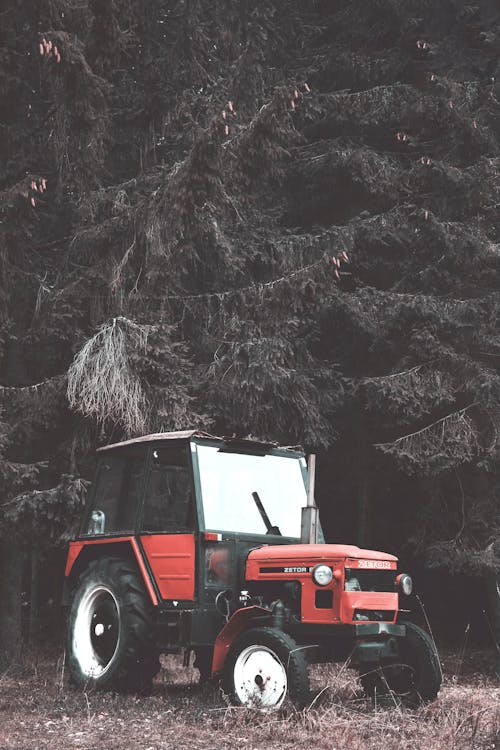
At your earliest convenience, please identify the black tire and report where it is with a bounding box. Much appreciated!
[360,620,442,704]
[67,557,160,692]
[222,627,310,709]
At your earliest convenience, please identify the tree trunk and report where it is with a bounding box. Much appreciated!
[484,570,500,678]
[28,540,39,647]
[0,534,23,669]
[357,472,370,548]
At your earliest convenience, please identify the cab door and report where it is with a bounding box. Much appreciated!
[140,534,195,600]
[139,444,196,602]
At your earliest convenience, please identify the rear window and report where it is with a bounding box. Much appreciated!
[84,448,146,535]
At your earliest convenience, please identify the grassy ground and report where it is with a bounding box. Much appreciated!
[0,651,498,750]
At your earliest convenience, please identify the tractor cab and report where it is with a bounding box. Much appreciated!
[71,431,309,605]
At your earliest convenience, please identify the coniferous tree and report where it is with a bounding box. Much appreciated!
[0,0,499,669]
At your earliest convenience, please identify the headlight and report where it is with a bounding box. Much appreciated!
[396,573,413,596]
[312,564,333,586]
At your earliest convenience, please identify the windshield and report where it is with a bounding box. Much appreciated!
[195,443,307,537]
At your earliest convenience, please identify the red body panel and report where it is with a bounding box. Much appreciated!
[341,591,398,622]
[65,536,159,606]
[211,605,271,676]
[66,536,134,577]
[140,534,196,601]
[303,564,342,623]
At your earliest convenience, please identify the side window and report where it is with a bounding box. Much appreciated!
[205,545,231,586]
[116,455,145,530]
[141,446,193,532]
[85,448,146,534]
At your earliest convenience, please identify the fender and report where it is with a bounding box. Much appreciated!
[211,605,271,677]
[64,537,158,606]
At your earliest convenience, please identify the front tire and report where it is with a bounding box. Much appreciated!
[360,620,442,704]
[67,557,160,691]
[223,627,310,709]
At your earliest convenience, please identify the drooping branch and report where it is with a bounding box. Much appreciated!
[67,317,150,435]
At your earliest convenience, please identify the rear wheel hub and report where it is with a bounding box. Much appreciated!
[73,585,120,678]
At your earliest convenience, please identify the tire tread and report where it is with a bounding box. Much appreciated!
[223,626,310,708]
[360,619,441,704]
[67,556,160,692]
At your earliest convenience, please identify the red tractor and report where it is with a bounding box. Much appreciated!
[64,430,441,707]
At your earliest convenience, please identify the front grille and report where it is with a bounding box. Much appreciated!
[353,609,395,622]
[344,568,395,592]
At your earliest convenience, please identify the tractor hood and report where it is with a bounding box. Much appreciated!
[246,543,398,577]
[248,543,397,563]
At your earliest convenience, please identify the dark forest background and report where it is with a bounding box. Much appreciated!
[0,0,499,673]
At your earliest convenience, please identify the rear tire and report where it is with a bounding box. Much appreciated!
[67,557,160,691]
[360,620,441,704]
[222,627,310,709]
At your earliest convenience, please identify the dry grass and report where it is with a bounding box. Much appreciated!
[0,652,498,750]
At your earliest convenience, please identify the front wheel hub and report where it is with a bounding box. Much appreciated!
[233,645,287,707]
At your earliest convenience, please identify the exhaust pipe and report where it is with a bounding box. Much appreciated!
[301,453,319,544]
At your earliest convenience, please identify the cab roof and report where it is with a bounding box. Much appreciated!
[96,430,214,452]
[97,430,303,454]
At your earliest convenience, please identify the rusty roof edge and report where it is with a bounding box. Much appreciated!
[96,431,304,454]
[96,429,217,452]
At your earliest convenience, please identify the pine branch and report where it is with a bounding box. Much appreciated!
[0,374,66,393]
[375,402,479,449]
[362,361,436,382]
